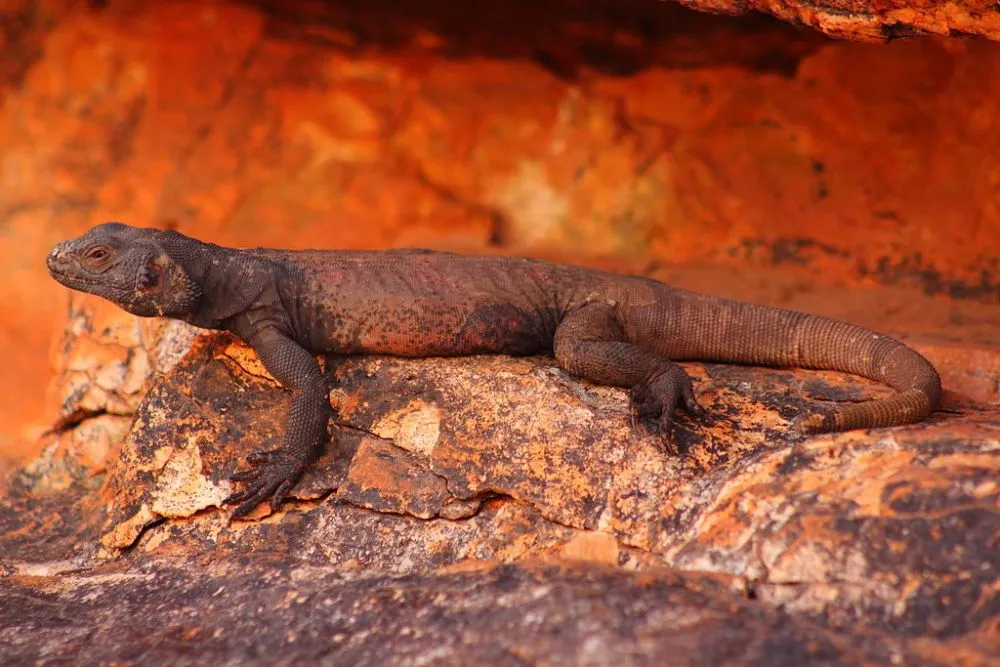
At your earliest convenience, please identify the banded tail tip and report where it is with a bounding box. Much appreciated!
[794,412,834,435]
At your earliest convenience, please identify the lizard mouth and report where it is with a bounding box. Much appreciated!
[48,268,133,303]
[47,251,128,294]
[47,266,109,290]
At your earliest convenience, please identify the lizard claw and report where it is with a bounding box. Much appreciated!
[224,449,307,519]
[678,381,707,419]
[630,366,709,441]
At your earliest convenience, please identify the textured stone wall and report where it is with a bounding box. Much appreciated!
[2,0,1000,454]
[3,4,999,662]
[676,0,1000,41]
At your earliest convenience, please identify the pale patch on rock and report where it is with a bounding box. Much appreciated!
[150,445,228,519]
[371,401,442,457]
[100,502,159,552]
[142,319,201,375]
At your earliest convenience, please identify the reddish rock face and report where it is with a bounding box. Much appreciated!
[3,0,1000,456]
[2,1,1000,663]
[676,0,1000,41]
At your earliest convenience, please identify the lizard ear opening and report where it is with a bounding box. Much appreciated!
[138,257,165,294]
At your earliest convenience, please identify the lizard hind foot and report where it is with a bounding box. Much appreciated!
[223,449,303,519]
[629,366,708,442]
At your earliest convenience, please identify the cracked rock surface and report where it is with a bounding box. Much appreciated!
[676,0,1000,42]
[1,295,998,665]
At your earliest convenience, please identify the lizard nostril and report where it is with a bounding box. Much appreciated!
[46,247,66,269]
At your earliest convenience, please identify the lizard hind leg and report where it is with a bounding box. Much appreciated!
[553,303,707,442]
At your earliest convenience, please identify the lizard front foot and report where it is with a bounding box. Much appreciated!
[630,366,707,440]
[223,449,308,519]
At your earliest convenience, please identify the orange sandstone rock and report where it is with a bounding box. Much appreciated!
[4,1,1000,460]
[2,2,1000,659]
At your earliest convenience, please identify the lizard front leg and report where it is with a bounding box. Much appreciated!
[553,303,706,439]
[223,327,331,518]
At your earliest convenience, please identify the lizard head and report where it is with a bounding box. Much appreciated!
[46,222,203,318]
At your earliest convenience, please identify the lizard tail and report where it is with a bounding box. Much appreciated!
[655,291,942,434]
[787,313,940,433]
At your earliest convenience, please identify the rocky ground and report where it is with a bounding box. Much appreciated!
[2,279,997,665]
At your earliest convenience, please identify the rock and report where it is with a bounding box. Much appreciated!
[2,298,997,662]
[3,0,1000,662]
[21,294,198,493]
[677,0,1000,42]
[5,1,1000,453]
[3,558,999,666]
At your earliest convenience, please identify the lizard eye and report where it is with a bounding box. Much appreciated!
[85,246,111,263]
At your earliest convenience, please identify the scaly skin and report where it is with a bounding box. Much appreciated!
[46,223,942,517]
